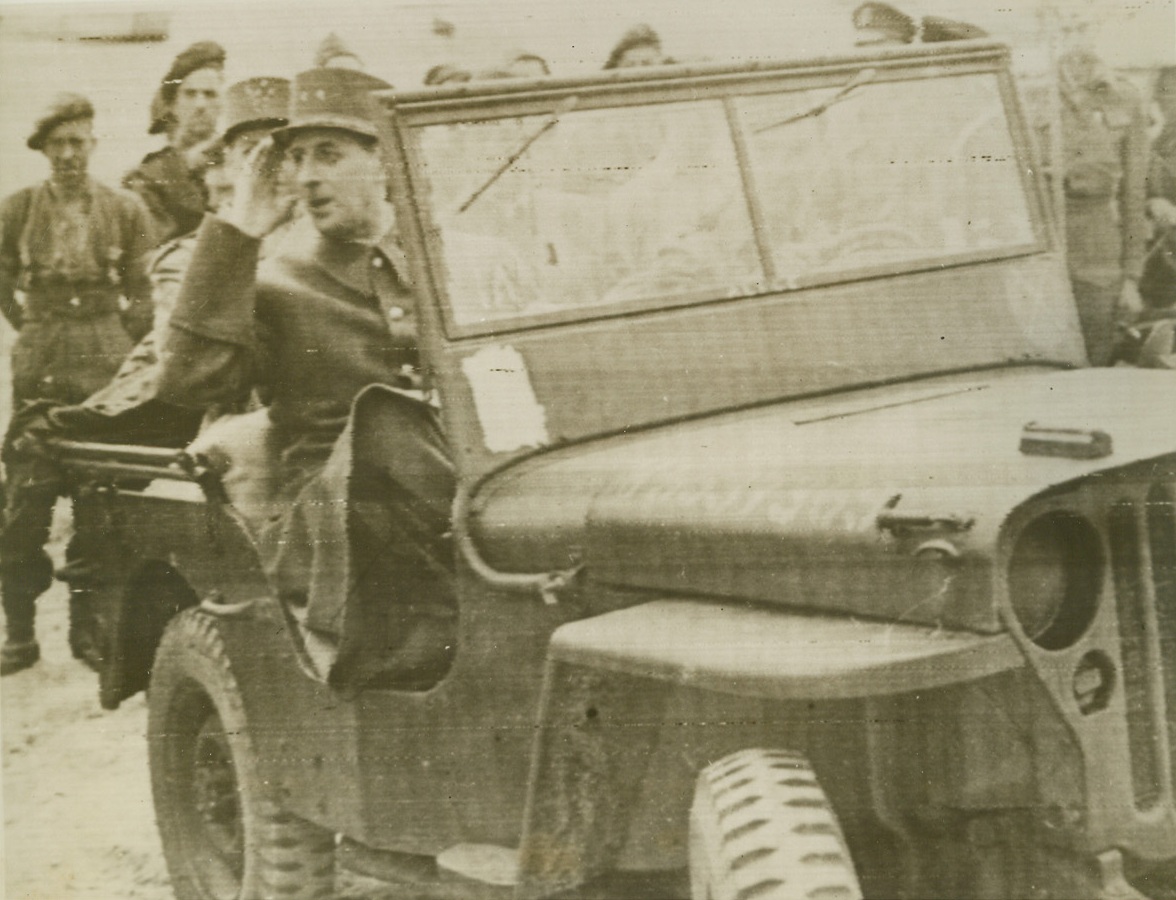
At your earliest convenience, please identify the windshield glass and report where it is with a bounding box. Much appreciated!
[416,100,762,329]
[412,71,1036,332]
[737,72,1034,286]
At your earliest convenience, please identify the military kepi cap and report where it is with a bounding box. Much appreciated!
[222,77,291,144]
[272,67,391,147]
[28,93,94,150]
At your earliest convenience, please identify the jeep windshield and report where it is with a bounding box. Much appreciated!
[412,69,1036,334]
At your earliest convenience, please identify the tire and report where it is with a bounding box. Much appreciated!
[689,748,862,900]
[148,608,336,900]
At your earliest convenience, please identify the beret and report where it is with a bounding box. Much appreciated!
[604,24,661,70]
[28,93,94,150]
[160,41,226,105]
[272,67,391,147]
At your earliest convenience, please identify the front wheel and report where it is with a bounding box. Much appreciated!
[689,748,862,900]
[148,608,336,900]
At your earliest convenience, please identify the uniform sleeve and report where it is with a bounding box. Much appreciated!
[0,191,26,330]
[118,193,157,342]
[156,215,267,410]
[1119,96,1150,282]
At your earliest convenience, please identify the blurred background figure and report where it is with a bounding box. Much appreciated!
[604,24,668,69]
[851,2,988,45]
[316,32,366,70]
[1058,46,1149,365]
[477,50,551,79]
[1143,65,1176,310]
[424,63,472,86]
[124,40,226,244]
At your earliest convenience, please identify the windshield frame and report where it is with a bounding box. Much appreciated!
[384,43,1049,341]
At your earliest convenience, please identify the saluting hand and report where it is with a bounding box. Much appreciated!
[222,136,298,240]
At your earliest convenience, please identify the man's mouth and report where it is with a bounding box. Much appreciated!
[308,197,332,214]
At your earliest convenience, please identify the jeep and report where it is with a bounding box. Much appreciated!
[54,39,1176,899]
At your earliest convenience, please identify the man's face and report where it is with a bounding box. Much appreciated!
[172,67,223,148]
[616,43,663,68]
[42,118,96,185]
[286,128,386,241]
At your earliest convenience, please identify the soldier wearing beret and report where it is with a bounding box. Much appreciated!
[0,78,293,672]
[124,41,226,245]
[0,93,154,675]
[158,67,456,691]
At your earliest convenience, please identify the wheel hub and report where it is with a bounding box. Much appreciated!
[191,715,244,880]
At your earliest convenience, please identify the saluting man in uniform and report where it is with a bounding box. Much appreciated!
[124,41,226,245]
[159,67,456,690]
[0,93,154,676]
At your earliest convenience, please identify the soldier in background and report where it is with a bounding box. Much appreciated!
[316,32,365,71]
[851,2,988,44]
[124,41,226,244]
[604,24,670,69]
[1058,47,1149,365]
[424,64,472,86]
[0,94,154,676]
[1143,66,1176,310]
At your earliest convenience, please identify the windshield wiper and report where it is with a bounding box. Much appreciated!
[458,95,579,213]
[754,68,876,134]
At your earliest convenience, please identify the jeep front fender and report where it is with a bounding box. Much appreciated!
[514,599,1024,899]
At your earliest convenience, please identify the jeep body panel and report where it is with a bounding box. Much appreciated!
[469,367,1176,629]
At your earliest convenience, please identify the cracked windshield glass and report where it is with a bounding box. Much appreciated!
[414,71,1035,331]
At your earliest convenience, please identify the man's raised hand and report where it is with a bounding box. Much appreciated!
[222,136,297,239]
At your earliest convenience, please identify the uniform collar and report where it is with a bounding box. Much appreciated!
[309,226,410,295]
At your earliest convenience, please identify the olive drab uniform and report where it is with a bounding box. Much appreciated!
[1058,54,1149,365]
[123,145,208,246]
[0,177,154,658]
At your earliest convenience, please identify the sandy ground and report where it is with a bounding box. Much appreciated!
[1,524,171,900]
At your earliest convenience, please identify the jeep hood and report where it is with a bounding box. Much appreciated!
[468,367,1176,631]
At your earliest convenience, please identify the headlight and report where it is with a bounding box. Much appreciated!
[1007,512,1102,649]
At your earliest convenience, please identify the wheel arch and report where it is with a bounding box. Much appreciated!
[100,558,200,709]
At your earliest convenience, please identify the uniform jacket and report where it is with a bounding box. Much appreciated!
[1060,74,1149,286]
[0,179,154,404]
[1149,124,1176,206]
[159,215,420,482]
[123,145,206,245]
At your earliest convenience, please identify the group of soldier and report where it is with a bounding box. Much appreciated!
[1,13,1175,679]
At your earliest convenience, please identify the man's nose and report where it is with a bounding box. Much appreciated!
[296,158,319,188]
